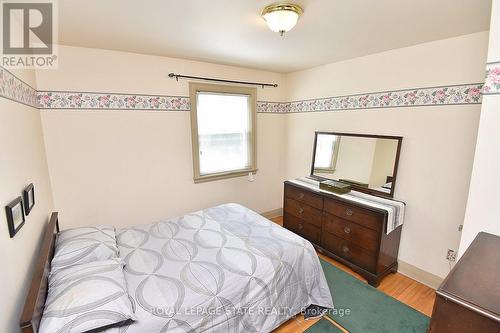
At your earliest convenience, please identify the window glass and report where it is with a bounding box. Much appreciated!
[196,92,251,175]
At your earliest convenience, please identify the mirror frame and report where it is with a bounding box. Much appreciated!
[310,131,403,198]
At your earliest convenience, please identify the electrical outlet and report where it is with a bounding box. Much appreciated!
[446,249,457,262]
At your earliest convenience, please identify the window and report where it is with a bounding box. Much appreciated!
[190,83,257,183]
[313,134,340,173]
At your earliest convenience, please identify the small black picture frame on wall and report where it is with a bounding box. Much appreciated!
[6,197,25,238]
[23,183,35,216]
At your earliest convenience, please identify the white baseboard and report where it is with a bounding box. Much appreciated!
[397,260,443,289]
[261,208,283,219]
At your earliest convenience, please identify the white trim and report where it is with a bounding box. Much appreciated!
[261,208,283,219]
[397,260,443,289]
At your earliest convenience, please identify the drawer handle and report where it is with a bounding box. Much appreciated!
[298,207,304,215]
[344,226,351,234]
[342,245,350,253]
[298,193,305,199]
[345,208,353,216]
[298,223,304,230]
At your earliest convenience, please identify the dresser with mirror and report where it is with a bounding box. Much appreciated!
[283,132,404,286]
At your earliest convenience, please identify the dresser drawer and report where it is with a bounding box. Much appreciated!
[285,184,323,210]
[284,213,321,244]
[323,213,379,252]
[285,198,322,228]
[321,232,377,272]
[324,198,383,231]
[283,180,402,287]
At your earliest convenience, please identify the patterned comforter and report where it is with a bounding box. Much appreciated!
[113,203,333,332]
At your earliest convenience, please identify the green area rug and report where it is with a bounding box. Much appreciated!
[320,259,430,332]
[305,318,343,333]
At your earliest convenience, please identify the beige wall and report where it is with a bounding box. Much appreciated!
[37,46,288,229]
[370,139,399,188]
[331,137,377,184]
[460,1,500,255]
[0,70,54,333]
[284,32,489,278]
[287,32,488,99]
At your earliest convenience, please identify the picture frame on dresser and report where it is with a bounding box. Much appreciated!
[6,197,26,238]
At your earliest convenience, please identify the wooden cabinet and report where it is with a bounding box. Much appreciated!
[428,232,500,333]
[283,181,402,286]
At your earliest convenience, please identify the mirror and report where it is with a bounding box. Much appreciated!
[310,132,402,197]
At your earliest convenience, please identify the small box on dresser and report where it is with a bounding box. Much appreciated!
[283,181,403,287]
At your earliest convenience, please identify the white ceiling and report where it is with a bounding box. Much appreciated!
[58,0,491,73]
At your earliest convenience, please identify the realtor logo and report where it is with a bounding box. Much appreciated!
[1,0,57,68]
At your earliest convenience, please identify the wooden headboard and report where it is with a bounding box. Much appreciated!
[19,212,59,333]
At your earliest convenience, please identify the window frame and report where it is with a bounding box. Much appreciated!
[189,82,257,183]
[313,135,341,174]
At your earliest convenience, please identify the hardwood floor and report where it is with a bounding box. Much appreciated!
[270,216,436,333]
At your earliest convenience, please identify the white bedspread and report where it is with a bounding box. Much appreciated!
[112,203,333,333]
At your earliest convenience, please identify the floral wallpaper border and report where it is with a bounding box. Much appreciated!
[259,83,483,113]
[0,66,485,112]
[38,83,483,113]
[483,62,500,95]
[0,66,38,108]
[37,91,191,111]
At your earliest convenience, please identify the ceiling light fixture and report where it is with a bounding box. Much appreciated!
[261,3,303,36]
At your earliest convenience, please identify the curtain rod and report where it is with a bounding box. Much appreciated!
[168,73,278,88]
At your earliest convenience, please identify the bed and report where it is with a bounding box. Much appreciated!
[20,203,333,333]
[373,176,394,194]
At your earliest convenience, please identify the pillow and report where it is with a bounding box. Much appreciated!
[39,259,135,333]
[382,182,392,190]
[52,226,119,272]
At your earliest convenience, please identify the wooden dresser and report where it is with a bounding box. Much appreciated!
[428,232,500,333]
[283,181,402,287]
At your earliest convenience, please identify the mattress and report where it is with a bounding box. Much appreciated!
[111,203,333,333]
